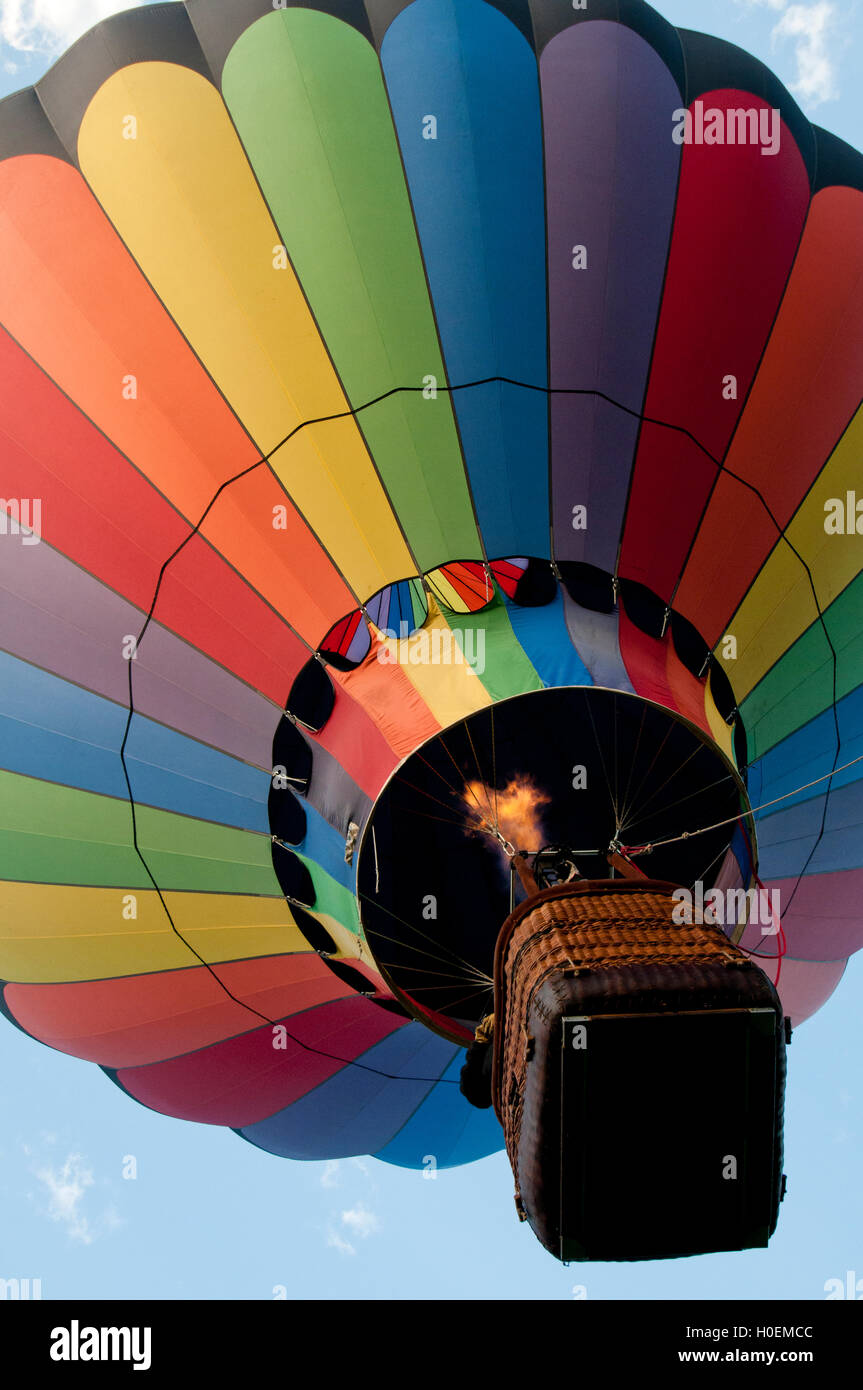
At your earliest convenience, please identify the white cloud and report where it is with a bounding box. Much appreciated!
[772,3,840,107]
[325,1201,380,1255]
[735,0,842,108]
[33,1152,95,1244]
[340,1203,379,1239]
[320,1159,341,1189]
[0,1,146,55]
[326,1230,356,1257]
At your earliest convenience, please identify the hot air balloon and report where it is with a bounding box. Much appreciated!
[1,0,861,1261]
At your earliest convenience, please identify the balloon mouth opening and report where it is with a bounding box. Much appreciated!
[356,686,755,1043]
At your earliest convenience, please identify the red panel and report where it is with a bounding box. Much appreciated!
[0,324,305,701]
[0,155,354,647]
[3,953,355,1068]
[0,325,405,786]
[312,677,400,799]
[335,631,441,761]
[665,642,713,738]
[676,186,863,644]
[113,995,406,1125]
[618,605,682,715]
[620,97,810,598]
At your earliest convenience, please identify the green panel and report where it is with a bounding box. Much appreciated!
[445,600,543,703]
[0,774,142,887]
[740,572,863,760]
[0,773,279,895]
[296,850,361,935]
[222,8,480,571]
[135,805,280,895]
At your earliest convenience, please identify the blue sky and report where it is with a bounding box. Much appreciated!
[0,0,861,1301]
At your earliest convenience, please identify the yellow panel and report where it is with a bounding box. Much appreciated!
[0,883,305,983]
[78,64,413,598]
[371,597,490,726]
[704,671,736,765]
[716,404,863,698]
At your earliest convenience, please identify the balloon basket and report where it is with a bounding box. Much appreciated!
[491,880,787,1262]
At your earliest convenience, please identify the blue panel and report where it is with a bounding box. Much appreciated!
[124,714,268,831]
[0,650,127,796]
[237,1022,461,1159]
[503,590,592,689]
[749,683,863,820]
[755,778,863,878]
[295,798,356,890]
[374,1049,503,1169]
[0,651,269,829]
[382,0,549,558]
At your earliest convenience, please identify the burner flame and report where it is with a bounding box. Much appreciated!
[462,775,550,855]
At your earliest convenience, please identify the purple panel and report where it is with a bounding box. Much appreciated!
[0,539,277,768]
[561,590,635,693]
[773,956,846,1027]
[542,22,681,569]
[740,870,863,963]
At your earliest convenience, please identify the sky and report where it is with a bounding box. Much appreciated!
[0,0,861,1303]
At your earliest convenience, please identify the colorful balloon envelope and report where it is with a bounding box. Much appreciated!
[0,0,861,1178]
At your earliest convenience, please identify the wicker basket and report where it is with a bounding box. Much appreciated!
[492,879,786,1260]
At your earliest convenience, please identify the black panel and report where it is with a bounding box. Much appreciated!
[734,719,749,775]
[0,88,71,163]
[271,716,313,797]
[557,562,616,614]
[812,124,863,195]
[271,842,316,904]
[323,957,377,995]
[710,661,738,725]
[677,27,816,186]
[507,557,557,607]
[268,783,307,846]
[671,609,710,679]
[286,657,335,732]
[558,1000,784,1260]
[290,903,337,954]
[36,3,212,163]
[618,580,666,638]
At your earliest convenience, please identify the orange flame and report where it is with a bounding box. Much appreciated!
[462,775,550,854]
